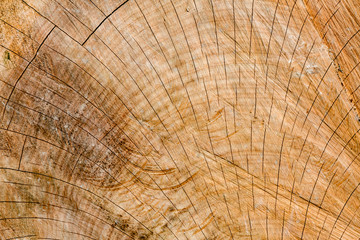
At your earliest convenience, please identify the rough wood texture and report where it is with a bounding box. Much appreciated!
[1,0,360,239]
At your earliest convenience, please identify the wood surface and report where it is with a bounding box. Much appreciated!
[1,0,360,239]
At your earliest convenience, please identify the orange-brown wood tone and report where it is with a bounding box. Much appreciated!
[1,0,360,239]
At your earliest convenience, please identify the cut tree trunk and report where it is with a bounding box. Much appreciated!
[1,0,360,239]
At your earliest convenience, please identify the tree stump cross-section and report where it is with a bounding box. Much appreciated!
[1,0,360,239]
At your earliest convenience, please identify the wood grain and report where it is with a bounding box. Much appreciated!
[1,0,360,239]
